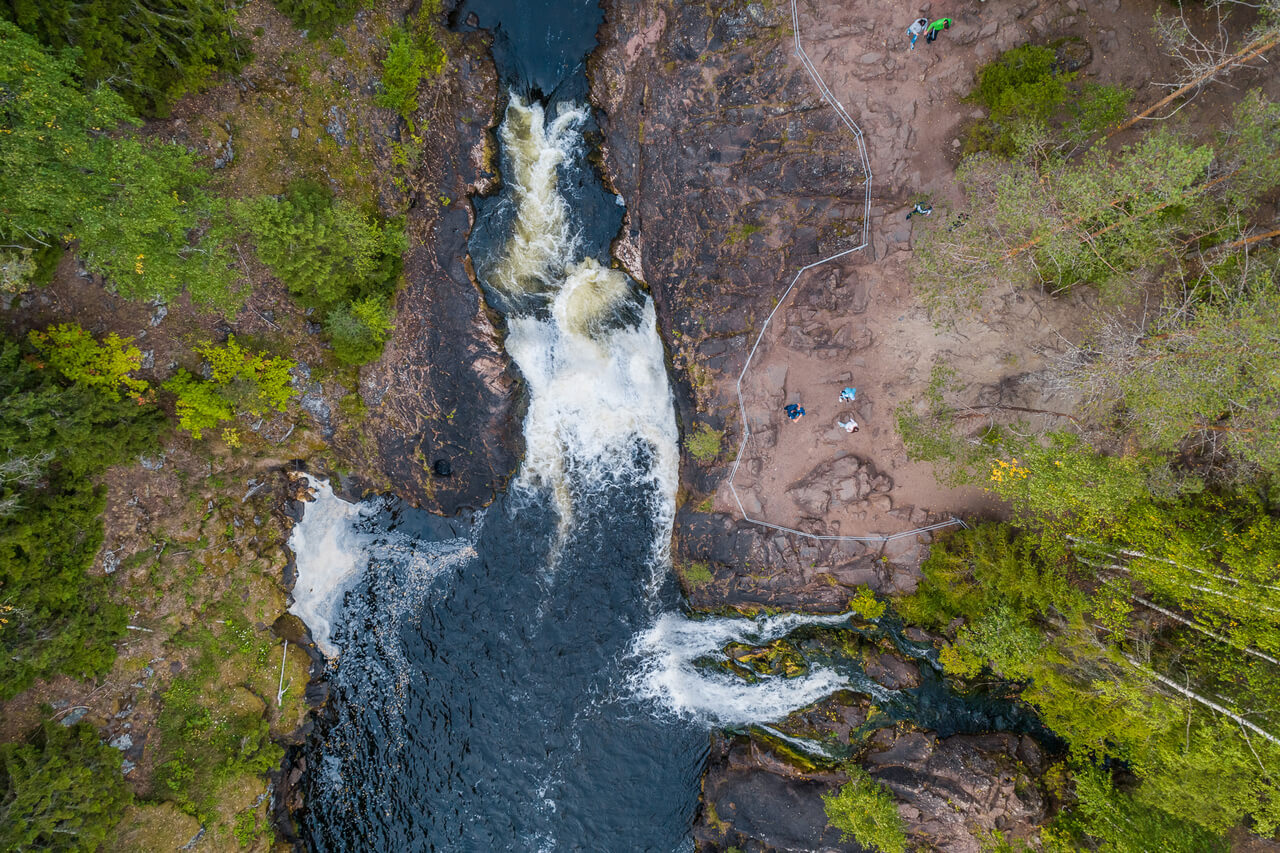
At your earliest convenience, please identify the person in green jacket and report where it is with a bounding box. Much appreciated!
[925,18,953,43]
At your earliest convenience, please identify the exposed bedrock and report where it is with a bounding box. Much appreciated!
[590,0,871,435]
[340,32,522,513]
[696,729,1048,853]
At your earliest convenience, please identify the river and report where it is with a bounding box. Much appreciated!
[289,2,1043,849]
[289,2,850,849]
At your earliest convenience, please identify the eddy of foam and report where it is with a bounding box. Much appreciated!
[286,476,376,658]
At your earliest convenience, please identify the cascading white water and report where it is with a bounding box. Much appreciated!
[287,476,376,658]
[629,611,865,726]
[495,98,679,558]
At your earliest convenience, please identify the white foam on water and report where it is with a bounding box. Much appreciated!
[286,475,377,658]
[491,97,678,554]
[629,611,856,726]
[489,98,588,300]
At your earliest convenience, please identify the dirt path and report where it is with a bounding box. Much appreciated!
[716,0,1191,542]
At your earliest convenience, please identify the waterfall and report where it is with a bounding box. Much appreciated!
[488,98,678,560]
[290,93,865,852]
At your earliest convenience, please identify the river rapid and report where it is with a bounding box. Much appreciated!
[290,3,856,849]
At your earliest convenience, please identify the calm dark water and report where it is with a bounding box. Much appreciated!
[298,483,707,852]
[457,0,603,100]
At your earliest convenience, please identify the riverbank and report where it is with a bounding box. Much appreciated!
[587,0,1241,849]
[0,1,518,847]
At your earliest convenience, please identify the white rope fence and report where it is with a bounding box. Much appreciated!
[724,0,963,545]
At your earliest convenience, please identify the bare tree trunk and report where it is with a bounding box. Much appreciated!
[1122,653,1280,745]
[1110,33,1280,135]
[1130,594,1280,665]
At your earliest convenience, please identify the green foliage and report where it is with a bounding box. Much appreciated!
[0,721,132,851]
[1067,82,1132,146]
[1215,90,1280,209]
[966,45,1070,155]
[917,130,1214,310]
[984,432,1152,537]
[821,767,907,853]
[0,336,161,697]
[2,0,250,115]
[271,0,366,37]
[325,294,393,365]
[684,423,724,463]
[901,523,1079,632]
[916,89,1278,313]
[681,561,713,589]
[1043,765,1228,853]
[847,585,886,620]
[0,22,239,306]
[904,515,1280,839]
[155,622,284,823]
[964,44,1130,155]
[377,25,445,122]
[1073,251,1280,473]
[238,181,404,363]
[163,336,296,440]
[238,181,403,310]
[28,323,149,401]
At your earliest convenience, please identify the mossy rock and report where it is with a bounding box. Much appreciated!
[725,640,809,678]
[104,803,201,853]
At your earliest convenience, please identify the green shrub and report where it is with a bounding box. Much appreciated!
[163,336,296,440]
[0,336,161,696]
[680,561,714,589]
[822,768,907,853]
[271,0,366,37]
[377,26,445,122]
[28,323,149,401]
[326,294,394,365]
[2,0,250,116]
[847,585,886,620]
[239,182,404,310]
[684,424,724,463]
[964,44,1129,155]
[0,721,133,850]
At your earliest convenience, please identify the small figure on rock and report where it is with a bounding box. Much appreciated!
[838,417,859,434]
[907,17,929,49]
[926,18,953,44]
[839,387,858,402]
[906,202,933,219]
[785,403,806,421]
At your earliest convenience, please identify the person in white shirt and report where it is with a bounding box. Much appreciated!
[907,18,929,50]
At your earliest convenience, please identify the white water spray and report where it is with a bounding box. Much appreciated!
[494,98,679,548]
[287,476,377,658]
[629,611,858,726]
